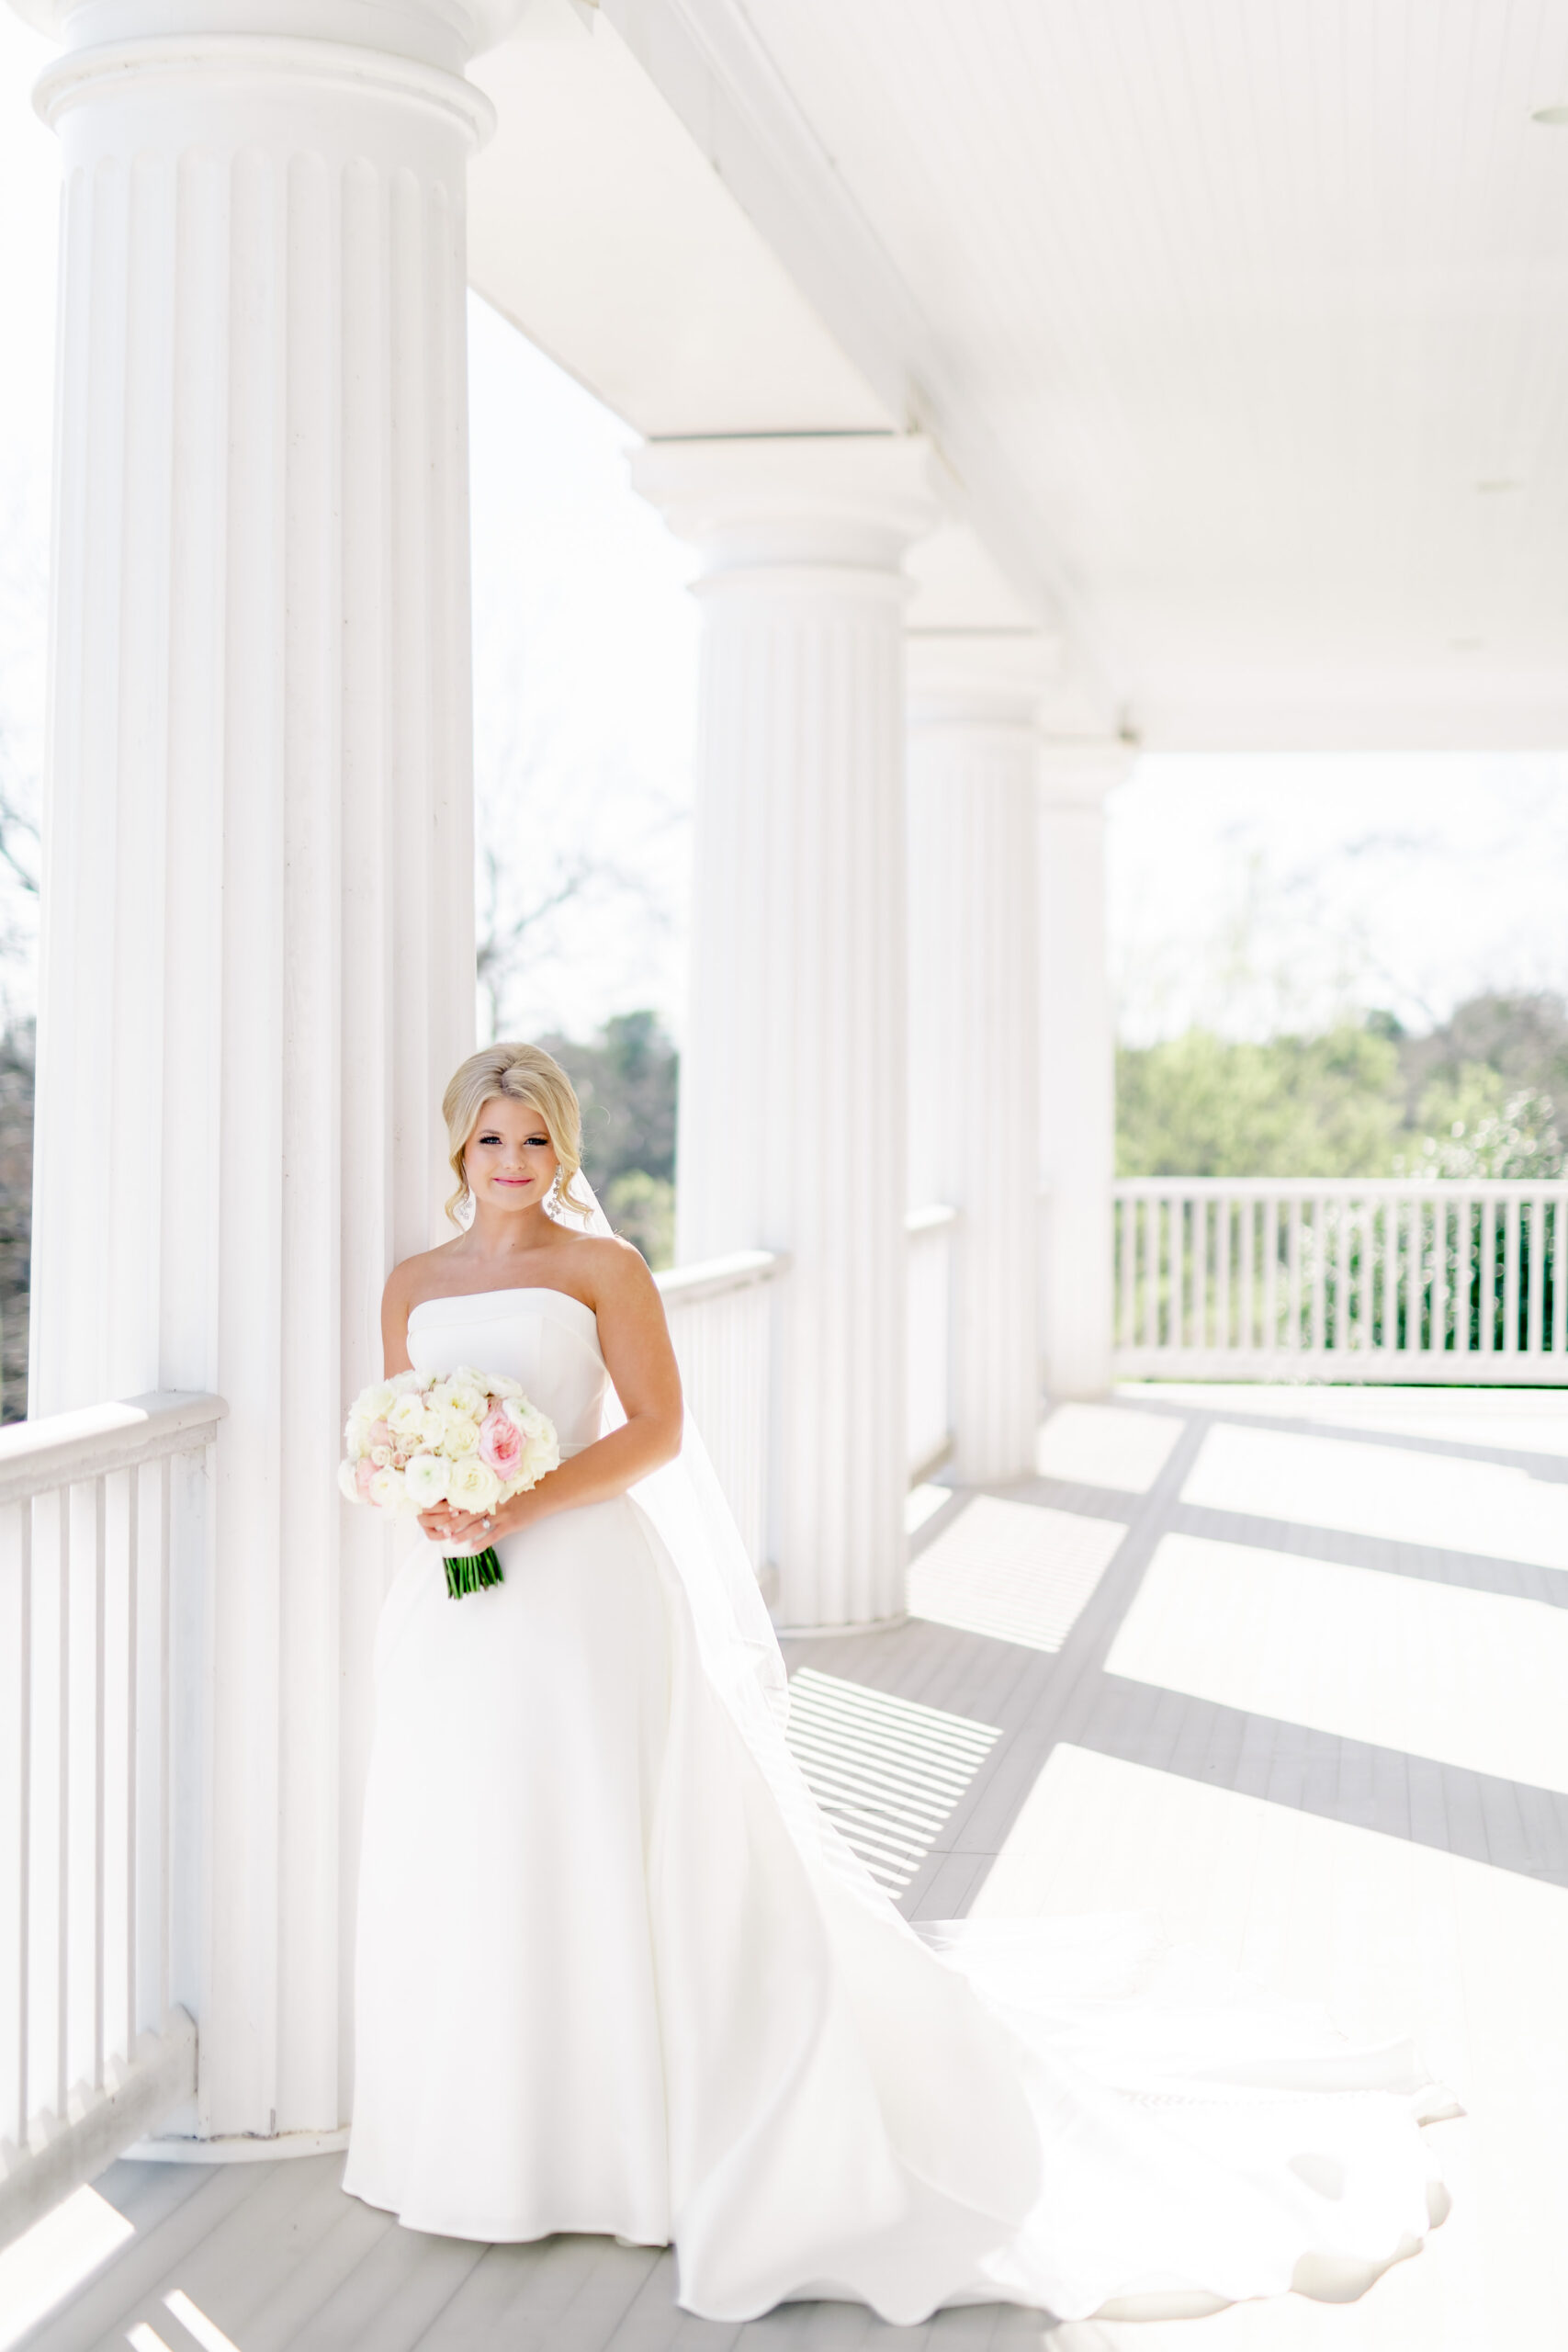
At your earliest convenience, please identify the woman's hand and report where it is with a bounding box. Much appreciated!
[418,1491,536,1549]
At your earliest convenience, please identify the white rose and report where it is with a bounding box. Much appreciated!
[336,1459,361,1503]
[440,1412,480,1458]
[447,1456,501,1514]
[385,1369,423,1396]
[445,1380,486,1424]
[487,1374,524,1400]
[368,1465,409,1511]
[403,1453,450,1510]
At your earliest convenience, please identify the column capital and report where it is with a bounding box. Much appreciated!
[1037,737,1135,808]
[907,628,1060,729]
[9,0,525,76]
[630,432,946,576]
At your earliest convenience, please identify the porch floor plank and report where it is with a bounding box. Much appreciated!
[18,1384,1567,2352]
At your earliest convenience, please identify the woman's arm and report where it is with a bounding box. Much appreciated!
[421,1241,682,1549]
[381,1260,417,1377]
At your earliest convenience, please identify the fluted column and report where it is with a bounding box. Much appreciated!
[21,0,499,2140]
[1037,742,1130,1399]
[907,637,1044,1483]
[632,436,941,1629]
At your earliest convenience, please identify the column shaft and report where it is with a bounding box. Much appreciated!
[1037,746,1128,1399]
[29,28,487,2136]
[633,437,940,1627]
[907,684,1039,1483]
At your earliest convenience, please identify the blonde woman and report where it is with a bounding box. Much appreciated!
[344,1043,1453,2327]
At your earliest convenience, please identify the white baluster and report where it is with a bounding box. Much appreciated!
[1503,1193,1521,1358]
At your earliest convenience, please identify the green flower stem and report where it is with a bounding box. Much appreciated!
[444,1545,503,1600]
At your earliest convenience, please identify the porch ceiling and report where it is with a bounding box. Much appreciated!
[471,0,1568,752]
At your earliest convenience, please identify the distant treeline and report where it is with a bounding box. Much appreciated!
[0,993,1554,1421]
[538,1011,678,1269]
[1118,991,1567,1182]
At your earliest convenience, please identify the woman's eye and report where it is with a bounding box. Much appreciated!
[525,1136,549,1148]
[478,1132,502,1145]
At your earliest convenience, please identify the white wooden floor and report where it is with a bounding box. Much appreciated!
[10,1383,1568,2352]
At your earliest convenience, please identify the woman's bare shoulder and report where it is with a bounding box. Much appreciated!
[383,1239,465,1318]
[559,1229,659,1307]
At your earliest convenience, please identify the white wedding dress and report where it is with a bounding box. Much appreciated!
[343,1285,1455,2325]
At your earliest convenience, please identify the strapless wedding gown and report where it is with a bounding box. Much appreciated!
[342,1287,1454,2324]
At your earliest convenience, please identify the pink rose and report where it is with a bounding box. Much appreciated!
[477,1402,524,1480]
[367,1419,394,1452]
[355,1456,378,1499]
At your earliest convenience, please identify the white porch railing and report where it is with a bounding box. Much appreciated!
[658,1251,788,1575]
[907,1204,957,1476]
[0,1236,947,2235]
[1114,1179,1568,1383]
[0,1393,222,2249]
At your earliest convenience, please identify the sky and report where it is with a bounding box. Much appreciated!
[2,13,1565,1052]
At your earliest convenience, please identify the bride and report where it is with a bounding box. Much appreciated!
[342,1042,1455,2326]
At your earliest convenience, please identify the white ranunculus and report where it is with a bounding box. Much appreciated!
[368,1465,409,1511]
[448,1456,501,1514]
[336,1459,361,1503]
[385,1369,423,1396]
[440,1413,480,1459]
[402,1453,450,1510]
[487,1374,524,1400]
[387,1392,431,1440]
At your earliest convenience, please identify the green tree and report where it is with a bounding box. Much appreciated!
[1116,1024,1404,1178]
[1400,1068,1563,1179]
[540,1012,678,1267]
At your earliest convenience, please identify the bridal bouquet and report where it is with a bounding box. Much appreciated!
[338,1368,559,1598]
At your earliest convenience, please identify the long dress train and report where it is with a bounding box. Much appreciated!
[342,1286,1454,2325]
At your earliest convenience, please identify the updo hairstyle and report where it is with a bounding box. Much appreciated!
[443,1043,595,1227]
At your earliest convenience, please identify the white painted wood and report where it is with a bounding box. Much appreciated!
[907,636,1044,1482]
[1114,1181,1568,1384]
[25,1386,1568,2345]
[0,1398,224,1508]
[657,1251,786,1577]
[908,1495,1124,1655]
[1,1401,220,2243]
[1035,1401,1181,1493]
[974,1746,1559,2352]
[905,1204,957,1482]
[19,0,495,2149]
[0,2012,195,2254]
[1108,1532,1568,1791]
[1038,744,1127,1401]
[601,0,1568,751]
[633,435,943,1627]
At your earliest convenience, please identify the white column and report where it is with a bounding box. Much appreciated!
[1036,742,1130,1400]
[631,436,941,1629]
[21,0,496,2140]
[906,636,1043,1483]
